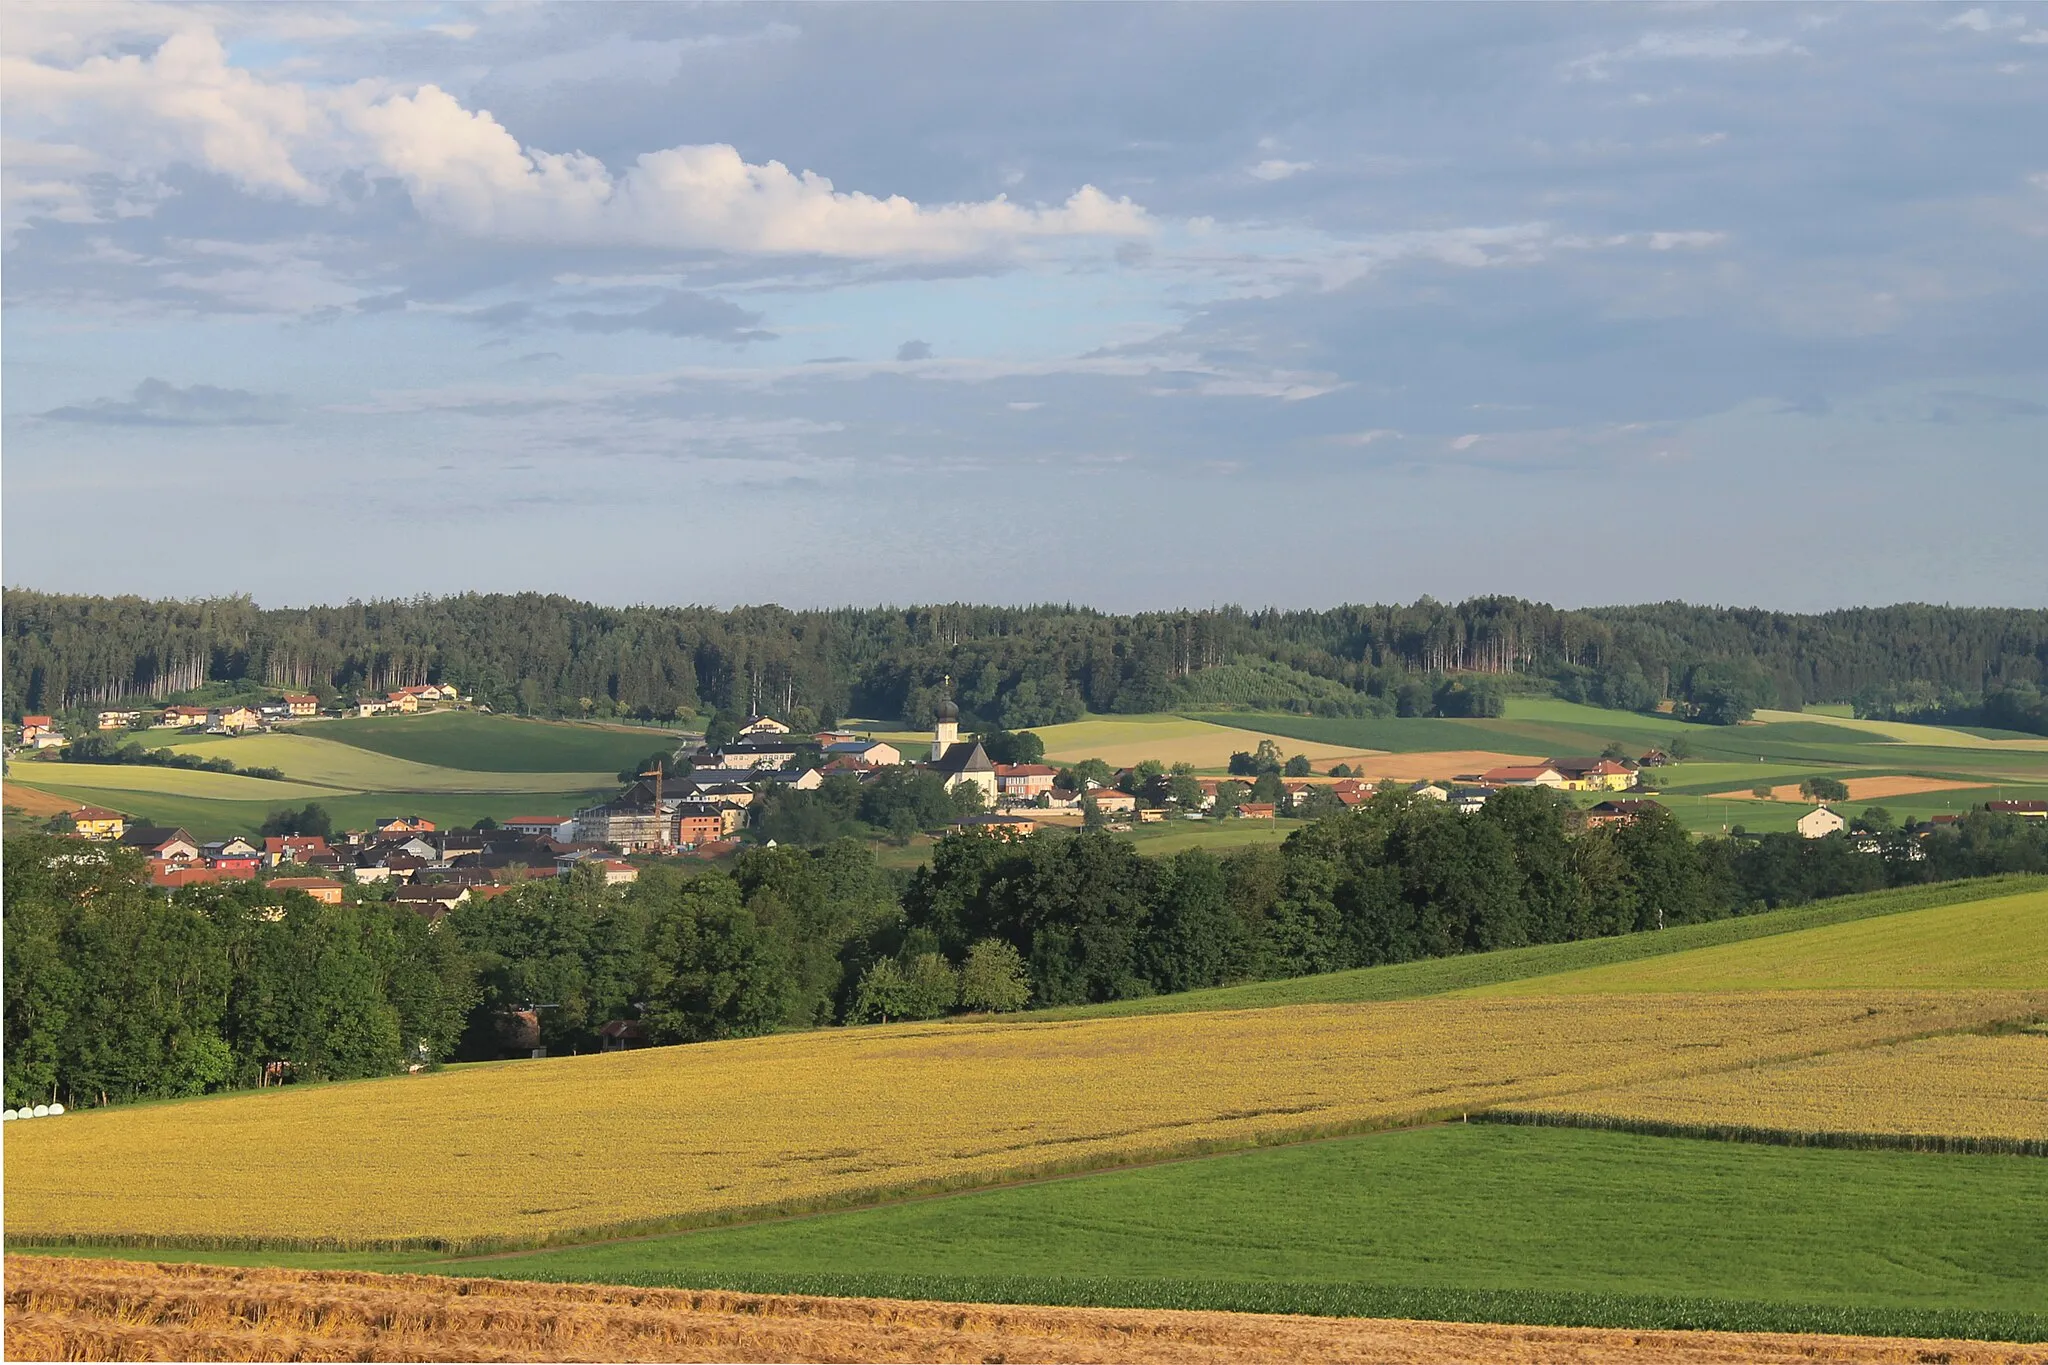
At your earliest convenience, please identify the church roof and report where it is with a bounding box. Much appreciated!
[935,695,959,722]
[931,741,994,775]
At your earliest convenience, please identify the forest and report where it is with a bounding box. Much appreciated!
[9,795,2047,1111]
[6,590,2048,733]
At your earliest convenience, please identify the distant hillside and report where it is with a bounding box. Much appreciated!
[6,590,2045,733]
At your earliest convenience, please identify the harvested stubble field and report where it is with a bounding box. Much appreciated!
[1709,776,1988,802]
[10,1257,2044,1365]
[11,990,2038,1250]
[1493,1032,2048,1153]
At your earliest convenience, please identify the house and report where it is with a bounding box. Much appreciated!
[262,835,331,867]
[1137,807,1166,823]
[375,816,437,836]
[1448,787,1495,815]
[1331,778,1376,807]
[394,882,470,919]
[504,815,578,840]
[927,697,1000,804]
[598,1019,651,1052]
[953,812,1039,837]
[814,729,861,747]
[1081,789,1137,815]
[97,710,142,731]
[827,739,902,767]
[19,715,56,745]
[1478,765,1568,789]
[738,715,790,736]
[1986,800,2048,819]
[1638,749,1672,768]
[211,705,262,732]
[65,806,128,841]
[1410,781,1451,801]
[1546,758,1638,792]
[157,705,210,728]
[673,806,726,847]
[150,864,252,889]
[1797,805,1847,839]
[1234,802,1277,820]
[759,767,825,791]
[575,783,672,850]
[994,763,1058,801]
[386,691,420,713]
[821,756,878,777]
[1585,799,1662,829]
[122,825,199,862]
[696,742,803,771]
[555,857,639,886]
[265,876,345,905]
[355,697,390,717]
[282,693,320,718]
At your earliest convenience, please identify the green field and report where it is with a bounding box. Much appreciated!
[15,782,609,843]
[1475,886,2048,996]
[449,1124,2047,1326]
[11,762,335,802]
[302,712,671,773]
[155,733,614,793]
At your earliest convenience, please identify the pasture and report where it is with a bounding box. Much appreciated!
[1032,716,1380,771]
[156,733,615,793]
[1499,1032,2048,1150]
[466,1124,2048,1322]
[8,989,2026,1250]
[1472,886,2048,995]
[10,761,334,803]
[302,711,671,773]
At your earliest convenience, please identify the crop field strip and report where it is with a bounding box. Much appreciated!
[301,711,676,772]
[16,1258,2037,1365]
[1486,1032,2048,1155]
[11,988,2036,1251]
[157,733,619,793]
[1467,886,2048,996]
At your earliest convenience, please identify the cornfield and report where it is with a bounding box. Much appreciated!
[1487,1031,2048,1155]
[7,988,2040,1250]
[9,1256,2042,1365]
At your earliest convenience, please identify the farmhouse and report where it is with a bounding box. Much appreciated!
[1986,800,2048,819]
[19,715,55,745]
[826,739,901,766]
[375,816,437,836]
[994,763,1058,801]
[1797,805,1847,839]
[97,710,142,731]
[159,705,211,728]
[211,705,262,732]
[1082,789,1138,815]
[1234,802,1277,819]
[1586,799,1662,829]
[122,826,199,862]
[1546,758,1638,792]
[1479,765,1569,789]
[386,691,420,713]
[1449,787,1494,814]
[65,806,128,841]
[1410,781,1451,801]
[504,815,577,840]
[1331,778,1376,806]
[738,715,790,736]
[282,693,320,718]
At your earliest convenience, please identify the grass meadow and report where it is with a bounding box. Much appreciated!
[155,733,616,793]
[301,711,672,772]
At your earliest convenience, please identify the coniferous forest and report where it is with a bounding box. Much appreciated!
[6,590,2047,732]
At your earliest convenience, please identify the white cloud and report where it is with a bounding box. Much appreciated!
[1340,429,1402,446]
[1942,9,2024,32]
[6,27,1152,261]
[2020,30,2048,44]
[1006,401,1043,411]
[1449,434,1483,451]
[1570,28,1803,79]
[1249,159,1313,181]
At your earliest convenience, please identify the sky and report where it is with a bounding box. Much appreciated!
[4,2,2045,612]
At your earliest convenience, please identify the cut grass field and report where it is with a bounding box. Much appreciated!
[1031,715,1384,771]
[18,1257,2033,1365]
[1024,877,2047,1021]
[1497,1032,2048,1152]
[11,988,2030,1250]
[10,761,336,802]
[301,711,672,773]
[1470,886,2048,996]
[461,1124,2048,1326]
[156,733,616,793]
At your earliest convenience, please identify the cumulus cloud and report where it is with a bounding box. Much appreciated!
[896,339,933,361]
[40,378,287,426]
[562,292,776,342]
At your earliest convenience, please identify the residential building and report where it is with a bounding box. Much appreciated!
[1410,781,1452,801]
[159,705,211,728]
[953,813,1038,837]
[211,705,262,732]
[1449,787,1495,815]
[265,876,345,905]
[1331,778,1376,806]
[673,807,726,847]
[738,715,790,736]
[1797,805,1847,839]
[599,1020,652,1052]
[826,739,901,766]
[386,691,420,713]
[19,715,55,745]
[355,697,391,717]
[375,816,437,836]
[65,806,128,841]
[282,693,320,718]
[97,710,142,731]
[1081,788,1137,814]
[150,864,252,890]
[262,835,330,867]
[994,763,1058,801]
[122,825,199,862]
[504,815,578,840]
[1234,802,1277,819]
[1585,799,1662,829]
[394,883,470,919]
[1546,758,1638,792]
[1986,800,2048,819]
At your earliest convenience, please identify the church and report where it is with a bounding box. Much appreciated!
[925,693,998,804]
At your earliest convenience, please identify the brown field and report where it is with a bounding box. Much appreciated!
[1709,776,1988,803]
[2,782,83,819]
[11,1258,2043,1365]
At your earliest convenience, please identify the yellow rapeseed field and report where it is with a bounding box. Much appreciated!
[1501,1031,2048,1146]
[5,989,2037,1250]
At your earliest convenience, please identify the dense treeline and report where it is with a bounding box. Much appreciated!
[8,590,2046,732]
[11,801,2048,1109]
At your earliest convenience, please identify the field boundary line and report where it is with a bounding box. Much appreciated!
[1473,1110,2048,1157]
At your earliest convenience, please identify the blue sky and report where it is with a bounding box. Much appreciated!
[4,2,2045,610]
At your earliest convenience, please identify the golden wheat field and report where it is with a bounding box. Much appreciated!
[11,1257,2044,1365]
[1501,1031,2048,1145]
[7,990,2040,1249]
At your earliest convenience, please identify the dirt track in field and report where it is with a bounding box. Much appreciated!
[10,1257,2043,1364]
[1709,777,1989,803]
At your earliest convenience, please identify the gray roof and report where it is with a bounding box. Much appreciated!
[931,741,994,776]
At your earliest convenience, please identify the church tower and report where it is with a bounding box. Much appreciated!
[932,682,959,761]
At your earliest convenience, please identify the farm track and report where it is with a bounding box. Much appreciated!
[10,1257,2045,1365]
